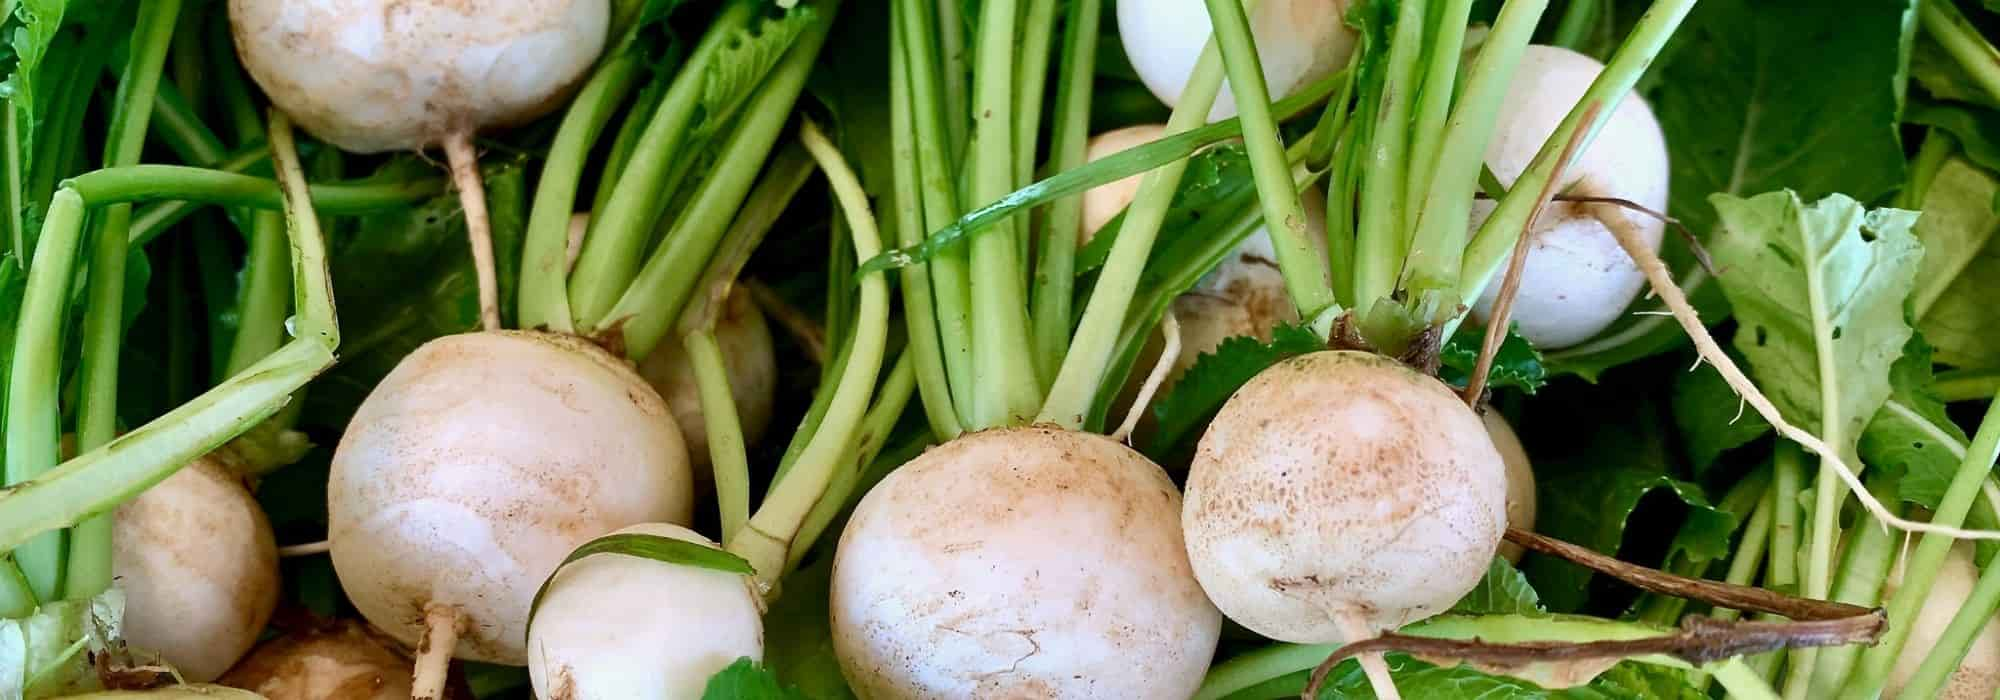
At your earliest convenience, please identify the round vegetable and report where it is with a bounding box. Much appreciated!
[830,427,1221,698]
[1483,411,1537,563]
[219,620,414,700]
[1184,351,1507,641]
[1885,543,2000,698]
[1468,44,1670,350]
[114,455,278,683]
[328,330,692,666]
[1117,0,1355,120]
[1079,124,1169,239]
[638,287,778,477]
[527,523,765,700]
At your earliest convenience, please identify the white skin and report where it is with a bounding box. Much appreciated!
[1482,411,1537,563]
[1185,350,1507,642]
[328,330,692,665]
[1118,0,1355,121]
[219,620,413,700]
[113,456,279,683]
[1469,44,1671,350]
[1884,542,2000,698]
[638,286,778,479]
[830,427,1221,698]
[527,523,765,700]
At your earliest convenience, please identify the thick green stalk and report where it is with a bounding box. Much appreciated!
[1012,0,1058,192]
[1903,534,2000,698]
[1352,0,1427,309]
[895,0,975,421]
[789,352,917,571]
[687,331,752,547]
[962,0,1040,429]
[935,0,970,154]
[1028,0,1100,390]
[566,1,758,330]
[1203,0,1336,320]
[223,213,289,376]
[3,190,85,606]
[1036,44,1226,428]
[1900,128,1956,210]
[1770,448,1803,590]
[590,69,672,217]
[1401,0,1476,232]
[1806,475,1903,695]
[1551,0,1599,51]
[1922,0,2000,108]
[65,165,443,212]
[1937,367,2000,403]
[888,8,963,440]
[518,54,642,332]
[1843,391,2000,699]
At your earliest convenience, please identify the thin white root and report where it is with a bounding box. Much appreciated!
[444,132,501,333]
[1112,309,1181,444]
[277,540,331,557]
[410,603,463,700]
[1589,202,2000,541]
[1335,609,1402,700]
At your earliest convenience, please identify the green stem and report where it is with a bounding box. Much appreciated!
[1710,657,1782,700]
[1770,447,1803,590]
[1550,0,1599,51]
[1012,0,1058,193]
[1901,128,1956,211]
[1806,474,1903,695]
[1036,43,1226,428]
[1026,0,1100,390]
[603,4,837,363]
[222,213,289,376]
[888,7,963,440]
[2,190,84,607]
[1694,488,1773,692]
[1922,0,2000,108]
[589,68,672,218]
[1401,0,1476,233]
[1937,367,2000,403]
[935,0,970,155]
[731,120,890,589]
[1203,0,1336,319]
[518,54,643,333]
[1903,531,2000,698]
[896,0,975,423]
[566,1,758,330]
[63,165,443,212]
[962,0,1039,428]
[686,331,751,547]
[789,351,917,572]
[1352,0,1427,309]
[1843,390,2000,699]
[126,146,268,248]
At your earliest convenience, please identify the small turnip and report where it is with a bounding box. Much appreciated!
[1482,411,1537,563]
[1117,0,1355,120]
[1184,351,1507,642]
[1884,542,2000,698]
[638,286,778,477]
[328,330,692,677]
[219,620,414,700]
[526,523,764,700]
[113,455,278,683]
[830,427,1221,698]
[1468,44,1670,350]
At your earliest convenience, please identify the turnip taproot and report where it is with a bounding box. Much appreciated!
[1482,411,1537,563]
[830,427,1221,698]
[219,620,414,700]
[1185,351,1507,641]
[1117,0,1354,120]
[327,330,691,684]
[526,524,764,700]
[639,287,778,477]
[113,456,278,683]
[1468,45,1669,350]
[1884,543,2000,698]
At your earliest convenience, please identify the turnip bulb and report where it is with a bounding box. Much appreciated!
[830,427,1221,698]
[1185,351,1507,642]
[638,286,778,477]
[1884,542,2000,698]
[1468,44,1670,350]
[113,455,279,683]
[219,620,414,700]
[1118,0,1354,120]
[1079,124,1169,240]
[328,330,692,668]
[527,523,764,700]
[1483,411,1537,563]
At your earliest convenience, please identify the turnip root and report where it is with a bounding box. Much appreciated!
[1483,411,1537,563]
[638,287,778,477]
[1117,0,1354,121]
[112,456,278,683]
[1080,124,1170,239]
[1468,45,1670,350]
[527,523,764,700]
[1184,351,1507,642]
[1884,543,2000,698]
[328,330,691,676]
[830,427,1221,698]
[230,0,609,329]
[219,620,413,700]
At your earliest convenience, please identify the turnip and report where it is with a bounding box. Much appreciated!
[1467,45,1670,350]
[526,523,764,700]
[1483,411,1537,563]
[229,0,610,328]
[327,330,691,687]
[1117,0,1355,120]
[638,287,778,478]
[830,427,1222,698]
[1079,124,1170,239]
[1883,543,2000,698]
[1184,351,1507,640]
[219,620,415,700]
[112,456,278,683]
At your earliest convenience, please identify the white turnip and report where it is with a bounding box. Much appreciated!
[1482,411,1537,563]
[327,330,691,684]
[1468,45,1670,350]
[219,620,414,700]
[526,523,764,700]
[1117,0,1355,120]
[638,287,778,477]
[112,456,278,683]
[1884,543,2000,698]
[1184,350,1507,642]
[830,427,1221,698]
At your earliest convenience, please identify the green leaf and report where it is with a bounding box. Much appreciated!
[1449,557,1545,616]
[1911,34,2000,111]
[1076,145,1254,274]
[702,657,814,700]
[1909,158,2000,369]
[1863,334,1973,509]
[0,254,24,460]
[1307,656,1699,699]
[1904,100,2000,175]
[1438,324,1547,395]
[1545,0,1911,379]
[696,3,819,138]
[762,552,855,699]
[1708,191,1921,450]
[1141,323,1324,460]
[1672,349,1771,475]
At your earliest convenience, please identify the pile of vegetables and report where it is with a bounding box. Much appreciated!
[9,0,2000,698]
